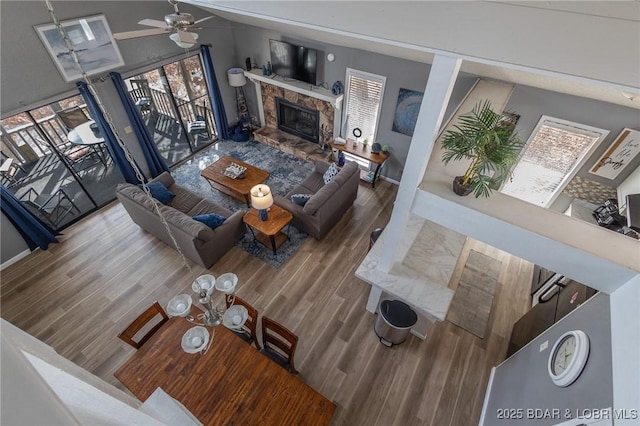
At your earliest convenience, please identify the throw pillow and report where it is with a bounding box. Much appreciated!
[323,162,339,184]
[138,181,176,205]
[193,213,226,229]
[290,193,313,206]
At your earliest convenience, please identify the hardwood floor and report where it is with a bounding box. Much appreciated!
[0,179,534,425]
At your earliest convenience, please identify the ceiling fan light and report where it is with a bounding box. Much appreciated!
[165,12,195,30]
[169,32,198,48]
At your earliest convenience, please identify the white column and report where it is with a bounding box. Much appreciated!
[377,54,461,272]
[610,276,640,426]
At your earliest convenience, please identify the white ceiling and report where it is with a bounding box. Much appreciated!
[186,0,640,110]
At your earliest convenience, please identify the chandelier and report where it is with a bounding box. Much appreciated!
[165,273,248,353]
[167,273,236,324]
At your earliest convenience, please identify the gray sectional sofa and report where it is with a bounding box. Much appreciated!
[116,172,246,268]
[274,160,359,239]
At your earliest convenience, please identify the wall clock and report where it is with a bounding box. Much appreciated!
[548,330,590,387]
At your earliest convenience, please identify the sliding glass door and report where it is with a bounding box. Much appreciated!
[124,54,217,166]
[0,95,125,230]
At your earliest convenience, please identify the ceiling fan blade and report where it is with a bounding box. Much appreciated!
[177,30,197,44]
[194,16,215,24]
[138,18,169,29]
[113,28,169,40]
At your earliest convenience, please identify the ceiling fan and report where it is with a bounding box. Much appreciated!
[113,0,215,48]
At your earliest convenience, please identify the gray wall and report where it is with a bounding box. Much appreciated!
[231,24,477,181]
[1,212,30,265]
[506,85,640,211]
[0,1,238,122]
[483,293,613,425]
[233,21,640,184]
[507,85,640,189]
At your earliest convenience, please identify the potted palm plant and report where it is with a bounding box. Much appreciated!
[441,100,523,198]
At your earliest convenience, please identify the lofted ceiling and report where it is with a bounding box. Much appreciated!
[185,0,640,110]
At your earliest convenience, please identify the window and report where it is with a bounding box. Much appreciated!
[501,116,609,207]
[0,94,125,230]
[124,54,217,165]
[342,68,386,142]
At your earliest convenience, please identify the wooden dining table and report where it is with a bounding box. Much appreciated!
[114,316,335,425]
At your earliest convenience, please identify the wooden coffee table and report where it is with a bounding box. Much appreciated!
[243,205,293,255]
[201,156,269,206]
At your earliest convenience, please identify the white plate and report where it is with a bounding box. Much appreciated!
[166,294,192,317]
[222,305,248,330]
[181,326,210,354]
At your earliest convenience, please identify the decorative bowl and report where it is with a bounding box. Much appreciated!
[222,305,248,330]
[181,326,210,354]
[223,163,247,179]
[192,274,216,295]
[215,273,238,294]
[166,294,192,317]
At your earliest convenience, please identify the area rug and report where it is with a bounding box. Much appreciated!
[446,250,502,338]
[171,141,314,269]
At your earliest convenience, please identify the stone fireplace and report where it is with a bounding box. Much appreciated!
[244,69,344,162]
[276,97,320,144]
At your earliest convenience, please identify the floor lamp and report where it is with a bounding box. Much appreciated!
[227,68,250,130]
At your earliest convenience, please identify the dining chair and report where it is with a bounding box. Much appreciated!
[260,316,299,374]
[19,187,80,228]
[118,302,169,349]
[0,157,23,187]
[225,295,260,349]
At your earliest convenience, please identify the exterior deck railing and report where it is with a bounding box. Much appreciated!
[128,87,217,137]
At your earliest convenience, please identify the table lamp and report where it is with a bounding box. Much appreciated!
[251,184,273,221]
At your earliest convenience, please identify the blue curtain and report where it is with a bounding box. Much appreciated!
[110,72,169,178]
[201,45,231,140]
[76,81,141,184]
[1,186,59,251]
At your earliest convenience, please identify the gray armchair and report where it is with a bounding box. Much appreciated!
[274,160,359,239]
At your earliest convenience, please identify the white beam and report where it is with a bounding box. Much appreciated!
[610,277,640,425]
[377,54,461,272]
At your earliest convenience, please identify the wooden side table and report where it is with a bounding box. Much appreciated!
[243,205,293,255]
[330,140,390,188]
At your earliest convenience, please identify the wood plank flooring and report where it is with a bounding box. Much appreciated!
[0,179,534,425]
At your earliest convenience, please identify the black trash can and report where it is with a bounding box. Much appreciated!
[374,300,417,347]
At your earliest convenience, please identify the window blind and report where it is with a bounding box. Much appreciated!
[343,69,385,141]
[501,116,606,207]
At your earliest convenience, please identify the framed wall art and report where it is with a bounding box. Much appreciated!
[35,15,124,82]
[589,128,640,180]
[392,88,423,137]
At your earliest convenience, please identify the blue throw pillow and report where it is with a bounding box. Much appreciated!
[291,193,313,206]
[138,181,175,205]
[323,162,339,184]
[193,213,226,229]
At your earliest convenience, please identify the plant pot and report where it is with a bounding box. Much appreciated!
[452,176,472,196]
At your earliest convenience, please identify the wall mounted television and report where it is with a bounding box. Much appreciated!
[269,39,318,86]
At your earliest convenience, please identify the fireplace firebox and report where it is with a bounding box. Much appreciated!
[276,98,320,144]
